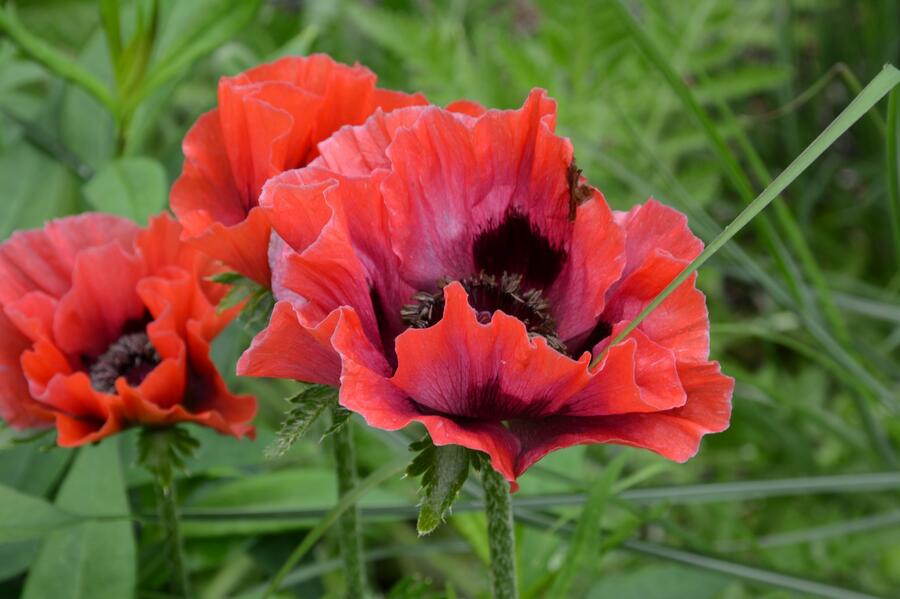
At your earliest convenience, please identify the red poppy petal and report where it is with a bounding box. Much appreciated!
[137,212,198,275]
[237,300,342,386]
[171,109,245,228]
[547,189,626,342]
[564,325,685,416]
[603,250,709,362]
[3,291,57,343]
[391,282,591,418]
[618,199,703,277]
[52,244,146,357]
[264,173,406,349]
[184,318,256,435]
[0,213,138,302]
[43,373,124,447]
[334,307,522,486]
[21,338,72,398]
[180,206,272,286]
[310,107,427,177]
[372,88,428,112]
[382,89,568,289]
[511,360,733,476]
[219,79,323,200]
[445,99,487,117]
[259,169,336,254]
[0,310,52,428]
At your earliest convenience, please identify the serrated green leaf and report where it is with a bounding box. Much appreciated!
[413,441,471,536]
[209,271,244,285]
[82,156,166,224]
[321,405,351,440]
[266,386,337,459]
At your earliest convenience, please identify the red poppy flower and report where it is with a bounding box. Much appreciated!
[239,90,732,486]
[170,54,436,286]
[0,213,256,446]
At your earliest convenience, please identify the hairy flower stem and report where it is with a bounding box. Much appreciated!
[331,406,367,597]
[153,470,191,598]
[482,465,518,599]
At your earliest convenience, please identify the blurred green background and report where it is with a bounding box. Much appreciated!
[1,1,899,598]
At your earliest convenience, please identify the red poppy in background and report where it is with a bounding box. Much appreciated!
[170,54,433,286]
[239,90,732,487]
[0,213,256,446]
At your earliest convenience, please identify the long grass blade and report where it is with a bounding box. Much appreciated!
[515,509,882,599]
[718,509,900,551]
[260,457,407,599]
[176,472,900,522]
[548,454,626,597]
[621,540,881,599]
[887,89,900,266]
[588,63,900,410]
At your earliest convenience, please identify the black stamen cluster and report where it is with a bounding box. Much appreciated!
[400,271,566,352]
[89,331,161,393]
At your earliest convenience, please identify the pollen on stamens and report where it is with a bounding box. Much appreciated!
[88,331,161,393]
[400,271,567,352]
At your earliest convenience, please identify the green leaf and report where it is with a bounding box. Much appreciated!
[548,453,627,597]
[266,385,338,459]
[415,444,471,536]
[82,156,167,224]
[0,484,77,543]
[23,441,136,599]
[321,405,352,441]
[0,141,79,240]
[0,442,71,496]
[0,540,40,582]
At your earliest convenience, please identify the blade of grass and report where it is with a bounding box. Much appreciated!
[548,454,627,597]
[240,540,471,597]
[757,62,887,135]
[887,88,900,266]
[596,115,894,409]
[515,508,882,599]
[175,472,900,522]
[610,0,810,312]
[707,75,852,346]
[261,457,407,599]
[588,64,900,413]
[717,325,895,463]
[0,5,115,113]
[718,509,900,552]
[620,539,881,599]
[597,0,897,436]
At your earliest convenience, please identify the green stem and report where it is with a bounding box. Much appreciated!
[331,407,366,598]
[482,465,517,599]
[153,471,191,598]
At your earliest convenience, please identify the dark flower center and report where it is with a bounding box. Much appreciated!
[88,331,161,393]
[472,212,566,289]
[401,271,566,352]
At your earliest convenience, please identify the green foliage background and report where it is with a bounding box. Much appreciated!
[1,0,899,597]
